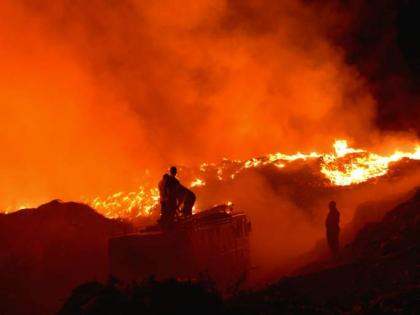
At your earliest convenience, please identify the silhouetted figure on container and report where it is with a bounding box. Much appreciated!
[158,166,196,227]
[158,167,179,228]
[326,201,340,256]
[158,174,171,226]
[166,166,181,217]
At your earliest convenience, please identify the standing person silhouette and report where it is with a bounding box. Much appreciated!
[326,201,340,256]
[158,167,180,228]
[158,174,170,224]
[166,167,180,213]
[158,166,195,227]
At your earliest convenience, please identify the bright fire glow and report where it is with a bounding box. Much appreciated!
[190,178,206,187]
[88,187,160,219]
[333,139,363,157]
[4,140,420,219]
[86,140,419,219]
[321,141,420,186]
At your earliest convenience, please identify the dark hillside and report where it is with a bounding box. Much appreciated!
[228,189,420,314]
[0,200,132,315]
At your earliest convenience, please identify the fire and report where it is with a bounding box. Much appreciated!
[88,186,160,219]
[4,140,419,219]
[321,141,420,186]
[332,139,363,157]
[190,178,206,187]
[88,179,207,219]
[86,140,419,219]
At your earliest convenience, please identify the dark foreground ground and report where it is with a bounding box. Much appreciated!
[0,201,132,315]
[59,189,420,315]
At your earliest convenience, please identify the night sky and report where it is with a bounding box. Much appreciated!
[323,0,420,134]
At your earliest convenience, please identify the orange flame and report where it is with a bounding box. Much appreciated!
[85,140,419,219]
[5,140,419,219]
[190,178,206,187]
[321,140,420,186]
[88,187,160,219]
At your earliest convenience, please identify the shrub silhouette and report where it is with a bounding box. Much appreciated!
[58,277,223,315]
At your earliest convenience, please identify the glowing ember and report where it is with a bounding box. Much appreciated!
[191,178,206,187]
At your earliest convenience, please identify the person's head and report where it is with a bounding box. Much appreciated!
[329,200,336,210]
[169,166,177,177]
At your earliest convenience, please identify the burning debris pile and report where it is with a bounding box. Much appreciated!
[86,140,420,219]
[88,187,160,219]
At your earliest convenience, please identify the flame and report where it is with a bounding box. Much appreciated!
[333,139,363,157]
[75,140,420,218]
[321,141,420,186]
[87,140,419,219]
[190,178,206,187]
[4,140,419,219]
[88,186,160,219]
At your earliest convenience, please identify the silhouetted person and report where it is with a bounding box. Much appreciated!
[167,166,180,189]
[166,166,180,214]
[158,166,196,227]
[158,174,170,225]
[158,167,180,227]
[176,184,196,217]
[169,167,196,217]
[326,201,340,255]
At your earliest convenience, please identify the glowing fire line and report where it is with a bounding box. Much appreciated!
[321,140,420,186]
[87,140,419,219]
[4,140,420,219]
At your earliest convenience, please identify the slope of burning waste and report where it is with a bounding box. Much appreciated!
[85,140,420,220]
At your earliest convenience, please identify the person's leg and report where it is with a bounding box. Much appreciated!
[167,197,177,224]
[158,202,168,226]
[182,190,196,216]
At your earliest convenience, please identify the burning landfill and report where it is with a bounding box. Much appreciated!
[1,1,420,314]
[85,139,420,220]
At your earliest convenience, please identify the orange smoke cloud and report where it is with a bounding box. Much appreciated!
[0,0,416,209]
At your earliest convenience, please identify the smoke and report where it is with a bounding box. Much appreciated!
[0,0,390,208]
[191,160,420,283]
[1,0,420,286]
